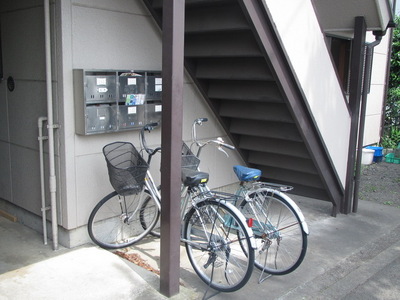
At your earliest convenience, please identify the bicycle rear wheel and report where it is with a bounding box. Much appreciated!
[240,189,307,275]
[88,191,159,249]
[183,199,254,292]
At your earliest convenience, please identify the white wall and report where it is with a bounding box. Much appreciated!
[0,0,244,242]
[0,1,57,217]
[58,0,244,230]
[264,0,351,186]
[363,32,392,146]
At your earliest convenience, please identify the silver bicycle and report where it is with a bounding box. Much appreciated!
[191,118,309,281]
[87,123,256,292]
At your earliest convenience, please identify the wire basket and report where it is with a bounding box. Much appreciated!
[181,142,200,170]
[103,142,149,196]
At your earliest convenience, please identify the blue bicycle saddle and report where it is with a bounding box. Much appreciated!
[233,165,261,182]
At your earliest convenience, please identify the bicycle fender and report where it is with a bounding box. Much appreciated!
[268,189,310,236]
[220,200,257,249]
[246,188,310,236]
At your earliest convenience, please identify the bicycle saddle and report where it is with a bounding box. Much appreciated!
[233,165,261,182]
[181,168,209,187]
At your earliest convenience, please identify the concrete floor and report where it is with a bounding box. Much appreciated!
[1,196,400,299]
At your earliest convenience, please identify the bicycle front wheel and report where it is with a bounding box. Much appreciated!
[88,191,159,249]
[183,199,254,293]
[140,189,160,237]
[240,189,307,275]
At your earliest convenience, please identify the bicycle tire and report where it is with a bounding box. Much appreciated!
[183,199,254,292]
[140,189,160,237]
[240,189,307,275]
[88,191,159,249]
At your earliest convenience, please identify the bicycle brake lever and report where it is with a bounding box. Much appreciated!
[217,145,229,157]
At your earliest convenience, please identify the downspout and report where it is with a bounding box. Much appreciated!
[38,116,49,245]
[353,33,383,213]
[44,0,59,250]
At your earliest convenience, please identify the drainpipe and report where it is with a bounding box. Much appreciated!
[353,33,383,213]
[38,116,49,245]
[44,0,59,250]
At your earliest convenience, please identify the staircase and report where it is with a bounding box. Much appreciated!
[142,0,344,213]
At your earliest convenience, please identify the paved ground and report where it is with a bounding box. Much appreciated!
[124,196,400,299]
[1,195,400,299]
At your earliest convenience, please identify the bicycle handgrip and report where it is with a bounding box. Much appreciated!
[221,143,235,150]
[144,122,159,131]
[195,118,208,124]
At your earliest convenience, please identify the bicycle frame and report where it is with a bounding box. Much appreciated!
[139,122,256,249]
[190,118,309,235]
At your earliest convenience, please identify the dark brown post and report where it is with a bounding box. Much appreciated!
[159,0,185,297]
[343,16,366,214]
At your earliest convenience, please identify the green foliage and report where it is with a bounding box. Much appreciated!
[390,16,400,88]
[385,87,400,126]
[383,16,400,148]
[381,126,400,148]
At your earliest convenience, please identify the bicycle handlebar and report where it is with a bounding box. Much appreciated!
[218,141,235,150]
[191,118,235,158]
[140,122,161,157]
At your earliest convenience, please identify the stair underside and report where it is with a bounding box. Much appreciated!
[143,0,342,204]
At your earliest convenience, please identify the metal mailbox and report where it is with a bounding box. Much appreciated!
[74,69,162,135]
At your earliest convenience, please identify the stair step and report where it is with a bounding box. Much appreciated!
[195,57,274,81]
[239,136,310,159]
[220,101,293,123]
[152,0,236,10]
[230,119,302,142]
[248,151,318,174]
[208,80,283,102]
[256,165,324,189]
[186,3,249,33]
[286,183,330,200]
[185,31,262,58]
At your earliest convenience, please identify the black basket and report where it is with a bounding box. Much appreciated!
[181,142,200,170]
[103,142,149,196]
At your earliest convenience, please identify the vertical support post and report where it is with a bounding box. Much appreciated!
[353,46,373,213]
[343,16,366,214]
[353,35,382,213]
[0,18,3,80]
[160,0,185,297]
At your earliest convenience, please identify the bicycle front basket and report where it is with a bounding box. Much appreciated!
[103,142,149,196]
[181,142,200,170]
